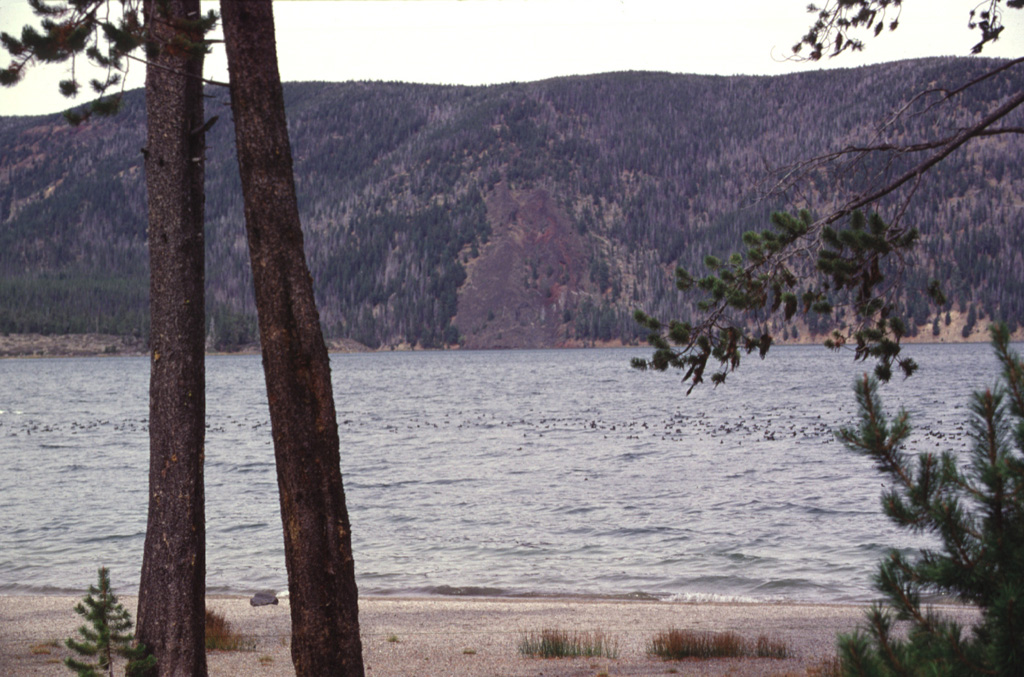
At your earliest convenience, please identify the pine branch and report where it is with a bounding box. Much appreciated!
[826,87,1024,226]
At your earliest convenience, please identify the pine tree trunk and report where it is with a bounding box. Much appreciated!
[219,1,365,674]
[135,1,208,674]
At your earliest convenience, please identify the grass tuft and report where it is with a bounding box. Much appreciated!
[648,628,791,661]
[648,629,744,659]
[518,628,618,659]
[205,609,256,652]
[755,634,790,659]
[804,656,842,676]
[29,639,59,655]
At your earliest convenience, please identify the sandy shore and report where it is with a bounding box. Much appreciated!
[0,595,978,676]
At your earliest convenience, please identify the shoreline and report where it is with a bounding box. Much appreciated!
[2,328,1017,360]
[0,594,980,676]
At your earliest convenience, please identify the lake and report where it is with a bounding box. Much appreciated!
[0,341,1012,602]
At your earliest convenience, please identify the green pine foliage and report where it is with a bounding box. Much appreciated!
[64,567,155,677]
[633,209,931,390]
[1,0,216,125]
[835,323,1024,676]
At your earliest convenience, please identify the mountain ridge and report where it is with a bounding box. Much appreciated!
[1,57,1022,351]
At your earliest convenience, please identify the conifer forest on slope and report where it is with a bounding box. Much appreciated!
[1,57,1021,351]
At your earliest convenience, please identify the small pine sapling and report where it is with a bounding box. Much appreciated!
[64,568,156,677]
[836,323,1024,676]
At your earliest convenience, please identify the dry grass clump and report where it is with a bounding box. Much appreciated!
[648,629,744,659]
[648,628,791,660]
[205,608,256,652]
[755,634,791,659]
[518,628,619,659]
[804,656,842,676]
[29,639,59,655]
[774,656,842,677]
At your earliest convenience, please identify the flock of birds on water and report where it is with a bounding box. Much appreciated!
[1,403,971,457]
[0,368,979,604]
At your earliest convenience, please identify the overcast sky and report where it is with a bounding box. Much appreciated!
[1,0,1022,117]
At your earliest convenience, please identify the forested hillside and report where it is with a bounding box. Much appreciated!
[1,57,1021,350]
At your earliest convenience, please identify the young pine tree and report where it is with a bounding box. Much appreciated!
[65,568,156,677]
[836,323,1024,676]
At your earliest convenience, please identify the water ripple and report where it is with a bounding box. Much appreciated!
[0,343,1012,601]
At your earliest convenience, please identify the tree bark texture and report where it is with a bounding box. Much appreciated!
[135,0,208,675]
[219,1,365,674]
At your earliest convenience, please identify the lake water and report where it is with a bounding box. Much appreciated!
[0,342,1014,603]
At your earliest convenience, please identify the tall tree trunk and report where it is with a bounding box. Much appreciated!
[219,2,365,675]
[135,0,208,674]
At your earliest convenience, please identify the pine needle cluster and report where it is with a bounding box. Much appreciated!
[836,323,1024,675]
[0,0,217,124]
[633,209,931,391]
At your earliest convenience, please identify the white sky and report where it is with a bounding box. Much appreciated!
[1,0,1022,117]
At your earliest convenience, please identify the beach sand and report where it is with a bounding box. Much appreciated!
[0,595,978,676]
